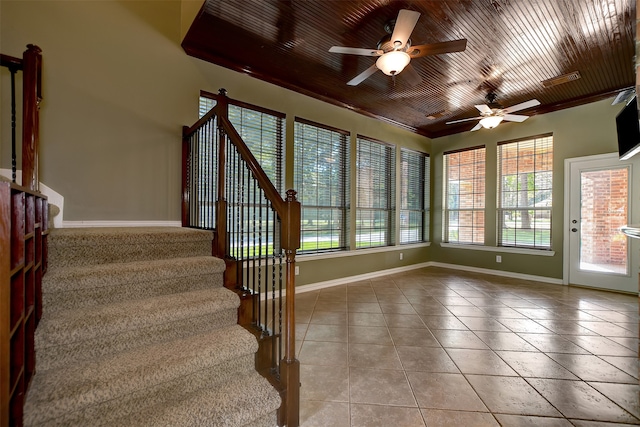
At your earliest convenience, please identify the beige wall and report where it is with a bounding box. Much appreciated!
[431,98,622,279]
[1,0,434,285]
[0,0,624,284]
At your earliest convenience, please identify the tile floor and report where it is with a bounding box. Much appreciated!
[294,267,639,426]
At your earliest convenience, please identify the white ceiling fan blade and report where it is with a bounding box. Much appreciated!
[390,9,420,48]
[329,46,383,56]
[475,104,492,114]
[470,123,483,131]
[503,114,530,123]
[347,64,379,86]
[446,116,483,125]
[402,64,421,86]
[503,99,540,113]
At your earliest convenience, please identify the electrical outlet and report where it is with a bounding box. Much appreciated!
[399,252,404,260]
[295,266,300,275]
[496,255,502,263]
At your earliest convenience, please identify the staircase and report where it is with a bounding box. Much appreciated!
[23,227,281,426]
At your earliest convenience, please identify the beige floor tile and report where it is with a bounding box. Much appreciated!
[407,372,487,411]
[397,346,459,373]
[431,330,489,349]
[493,414,574,426]
[528,378,639,424]
[309,310,348,325]
[348,312,386,327]
[347,302,383,313]
[587,382,640,419]
[534,319,598,335]
[497,318,553,333]
[349,367,416,406]
[465,375,562,417]
[350,404,425,427]
[600,356,639,379]
[300,365,349,402]
[313,301,347,312]
[379,302,417,314]
[347,293,378,303]
[421,409,498,427]
[410,304,452,316]
[446,348,518,376]
[420,315,468,330]
[518,333,590,354]
[348,326,393,345]
[389,327,440,347]
[348,342,402,370]
[547,353,638,384]
[496,351,578,380]
[299,341,348,366]
[384,313,427,328]
[304,323,348,343]
[474,331,538,351]
[376,294,411,304]
[300,400,350,427]
[562,335,637,357]
[578,321,638,337]
[446,306,488,317]
[480,306,528,319]
[457,317,510,332]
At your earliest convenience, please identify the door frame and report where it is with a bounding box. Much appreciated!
[563,152,639,290]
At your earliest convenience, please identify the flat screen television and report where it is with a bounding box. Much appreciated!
[616,95,640,160]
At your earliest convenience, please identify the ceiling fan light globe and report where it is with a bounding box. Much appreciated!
[376,51,410,76]
[479,116,503,129]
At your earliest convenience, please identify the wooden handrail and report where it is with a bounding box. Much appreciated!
[182,90,300,426]
[0,54,23,70]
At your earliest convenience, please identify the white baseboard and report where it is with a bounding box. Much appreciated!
[293,260,563,294]
[62,220,182,228]
[295,262,432,294]
[427,262,564,285]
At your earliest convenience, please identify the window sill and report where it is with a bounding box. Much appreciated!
[439,243,555,257]
[298,242,431,261]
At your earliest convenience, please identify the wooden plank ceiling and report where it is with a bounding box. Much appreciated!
[182,0,635,138]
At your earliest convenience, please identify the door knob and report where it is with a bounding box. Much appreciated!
[571,228,577,232]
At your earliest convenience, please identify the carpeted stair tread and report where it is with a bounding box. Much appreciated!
[49,226,213,246]
[43,256,225,311]
[36,287,240,348]
[49,227,213,267]
[37,306,239,372]
[112,370,281,427]
[24,325,260,425]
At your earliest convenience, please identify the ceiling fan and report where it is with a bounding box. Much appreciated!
[446,93,541,131]
[328,9,467,86]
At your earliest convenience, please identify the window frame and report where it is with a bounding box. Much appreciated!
[400,148,430,244]
[293,117,350,254]
[355,135,396,249]
[443,145,486,245]
[497,133,553,250]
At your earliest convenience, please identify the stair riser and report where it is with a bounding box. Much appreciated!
[43,273,223,312]
[49,240,212,267]
[37,309,239,371]
[26,354,257,426]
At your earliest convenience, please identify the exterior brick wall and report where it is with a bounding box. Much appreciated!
[580,168,628,266]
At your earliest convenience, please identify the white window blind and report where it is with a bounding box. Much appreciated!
[400,148,429,244]
[443,146,486,245]
[294,118,350,253]
[497,134,553,249]
[356,136,395,248]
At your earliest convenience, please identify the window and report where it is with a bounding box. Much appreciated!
[443,146,486,244]
[294,118,350,253]
[497,134,553,249]
[356,136,395,248]
[199,94,284,191]
[400,148,429,244]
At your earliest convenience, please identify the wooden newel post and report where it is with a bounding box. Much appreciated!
[215,88,229,258]
[280,189,301,427]
[181,126,191,227]
[22,44,42,191]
